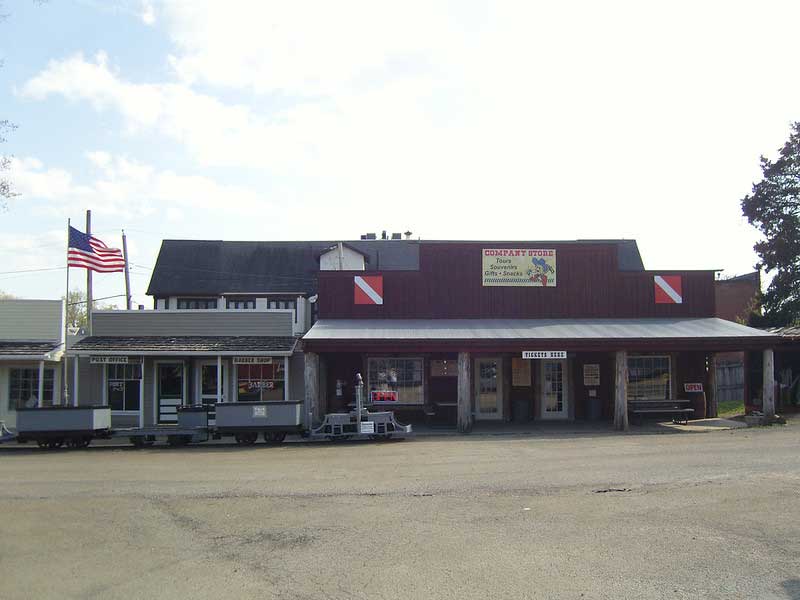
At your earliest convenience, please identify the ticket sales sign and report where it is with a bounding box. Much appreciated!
[522,351,567,360]
[482,248,557,287]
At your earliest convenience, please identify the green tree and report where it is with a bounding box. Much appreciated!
[741,121,800,327]
[0,290,18,299]
[64,289,116,329]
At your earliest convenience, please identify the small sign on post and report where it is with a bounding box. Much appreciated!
[684,383,704,393]
[522,351,567,360]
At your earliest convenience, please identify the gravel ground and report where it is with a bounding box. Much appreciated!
[1,425,799,599]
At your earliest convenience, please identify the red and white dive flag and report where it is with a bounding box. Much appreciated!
[67,226,125,273]
[354,275,383,305]
[654,275,682,304]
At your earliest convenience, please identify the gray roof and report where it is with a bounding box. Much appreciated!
[304,318,776,342]
[766,325,800,339]
[0,341,61,360]
[146,238,645,297]
[71,336,298,355]
[146,239,421,296]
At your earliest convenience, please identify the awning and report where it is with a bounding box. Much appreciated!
[70,336,298,356]
[0,341,62,361]
[303,318,778,352]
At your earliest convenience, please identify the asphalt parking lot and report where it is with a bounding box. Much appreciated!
[1,425,799,600]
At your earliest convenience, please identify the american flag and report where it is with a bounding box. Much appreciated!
[67,226,126,273]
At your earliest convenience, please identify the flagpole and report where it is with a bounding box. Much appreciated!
[63,218,71,407]
[86,210,93,336]
[122,229,132,310]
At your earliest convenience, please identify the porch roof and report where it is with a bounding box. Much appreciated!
[69,335,298,356]
[0,340,62,361]
[303,318,778,352]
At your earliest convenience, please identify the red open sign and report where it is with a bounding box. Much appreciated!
[370,390,398,403]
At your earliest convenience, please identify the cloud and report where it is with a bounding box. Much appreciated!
[140,1,155,25]
[9,153,270,219]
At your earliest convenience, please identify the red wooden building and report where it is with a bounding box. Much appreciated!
[302,239,778,431]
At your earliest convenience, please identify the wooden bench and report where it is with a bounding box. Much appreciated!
[628,399,694,425]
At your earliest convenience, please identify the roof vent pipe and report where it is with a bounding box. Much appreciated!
[381,230,388,240]
[404,231,412,240]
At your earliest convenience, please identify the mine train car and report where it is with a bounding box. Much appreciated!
[6,402,411,449]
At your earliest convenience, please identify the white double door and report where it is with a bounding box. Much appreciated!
[475,357,503,420]
[540,359,568,419]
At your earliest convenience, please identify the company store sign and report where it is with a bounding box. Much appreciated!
[482,248,557,287]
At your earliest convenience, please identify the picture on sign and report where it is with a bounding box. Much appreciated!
[522,351,567,360]
[370,390,398,403]
[354,275,384,305]
[654,275,683,304]
[252,405,268,418]
[512,358,532,387]
[583,364,600,387]
[684,383,704,392]
[482,249,557,287]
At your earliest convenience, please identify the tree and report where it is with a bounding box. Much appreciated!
[0,290,18,299]
[63,289,116,329]
[741,121,800,327]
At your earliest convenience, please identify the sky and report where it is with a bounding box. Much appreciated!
[1,0,799,307]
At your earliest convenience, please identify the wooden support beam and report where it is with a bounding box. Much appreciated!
[38,360,45,408]
[457,352,472,433]
[304,352,319,428]
[763,348,775,418]
[614,350,628,431]
[707,353,718,418]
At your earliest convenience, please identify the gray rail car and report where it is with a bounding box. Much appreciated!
[15,406,112,448]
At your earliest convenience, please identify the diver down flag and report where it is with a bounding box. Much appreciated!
[654,275,682,304]
[354,275,383,305]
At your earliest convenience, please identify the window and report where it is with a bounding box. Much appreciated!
[267,298,297,311]
[237,363,285,401]
[107,364,142,412]
[226,297,256,309]
[627,355,671,401]
[368,357,424,404]
[9,368,54,409]
[177,298,217,309]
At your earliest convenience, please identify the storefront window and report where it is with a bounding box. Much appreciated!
[237,363,285,401]
[627,355,671,400]
[9,368,54,409]
[367,357,424,404]
[107,364,142,412]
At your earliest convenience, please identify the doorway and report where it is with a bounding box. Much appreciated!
[156,362,184,424]
[540,359,568,419]
[197,361,226,425]
[474,357,503,420]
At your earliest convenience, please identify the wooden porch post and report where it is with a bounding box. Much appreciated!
[707,353,718,418]
[38,360,45,408]
[457,352,472,433]
[614,350,628,431]
[304,352,319,428]
[763,348,775,418]
[216,355,222,405]
[73,356,79,407]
